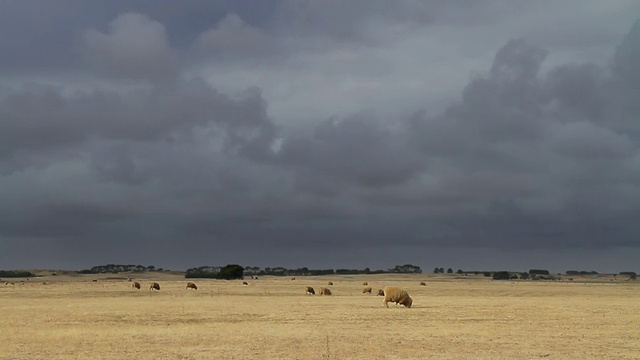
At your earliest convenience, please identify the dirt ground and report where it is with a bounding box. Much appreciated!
[1,272,638,359]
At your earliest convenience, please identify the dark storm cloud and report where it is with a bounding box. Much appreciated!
[0,78,275,171]
[81,13,177,82]
[1,2,639,272]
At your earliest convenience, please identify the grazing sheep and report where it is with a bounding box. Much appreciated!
[290,277,296,281]
[305,286,315,295]
[242,281,248,285]
[150,282,160,291]
[420,282,426,286]
[362,287,372,294]
[376,289,385,296]
[362,282,368,286]
[186,282,198,290]
[319,287,332,295]
[327,281,333,286]
[382,286,413,308]
[132,281,141,289]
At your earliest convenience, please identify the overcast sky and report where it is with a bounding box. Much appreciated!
[1,1,640,273]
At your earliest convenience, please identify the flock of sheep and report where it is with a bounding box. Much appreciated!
[305,281,414,308]
[128,278,417,308]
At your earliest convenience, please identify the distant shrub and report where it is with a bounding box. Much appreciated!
[483,272,492,277]
[579,271,598,275]
[528,269,550,275]
[620,272,637,277]
[492,271,511,280]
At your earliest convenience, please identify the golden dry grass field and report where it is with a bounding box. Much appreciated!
[1,272,639,360]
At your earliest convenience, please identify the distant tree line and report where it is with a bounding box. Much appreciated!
[77,264,165,274]
[0,270,36,278]
[566,270,599,275]
[185,264,422,279]
[433,267,464,274]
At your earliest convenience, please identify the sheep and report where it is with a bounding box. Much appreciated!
[376,289,385,296]
[362,287,372,294]
[362,282,368,286]
[382,286,413,308]
[186,282,198,290]
[420,282,426,286]
[305,286,315,295]
[327,281,333,286]
[132,281,141,289]
[242,281,249,286]
[319,287,332,295]
[290,277,296,281]
[149,282,160,291]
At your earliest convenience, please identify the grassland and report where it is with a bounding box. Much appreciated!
[1,272,638,359]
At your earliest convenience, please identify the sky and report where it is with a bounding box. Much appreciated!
[1,1,640,273]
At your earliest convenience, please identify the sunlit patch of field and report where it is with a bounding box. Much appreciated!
[1,273,638,359]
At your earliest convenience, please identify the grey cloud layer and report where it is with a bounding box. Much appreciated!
[1,3,639,271]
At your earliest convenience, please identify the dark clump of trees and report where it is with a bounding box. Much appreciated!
[528,269,550,275]
[217,264,244,280]
[186,264,244,279]
[390,264,422,274]
[492,271,511,280]
[566,270,599,275]
[77,264,164,274]
[0,270,36,278]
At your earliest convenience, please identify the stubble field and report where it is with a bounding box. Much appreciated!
[1,272,638,360]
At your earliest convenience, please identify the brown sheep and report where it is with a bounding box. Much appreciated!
[132,281,141,289]
[376,289,385,296]
[186,282,198,290]
[362,287,372,294]
[149,282,160,291]
[327,281,333,286]
[382,286,413,308]
[242,281,248,285]
[305,286,315,295]
[362,282,368,286]
[420,282,427,286]
[290,277,296,281]
[319,287,332,295]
